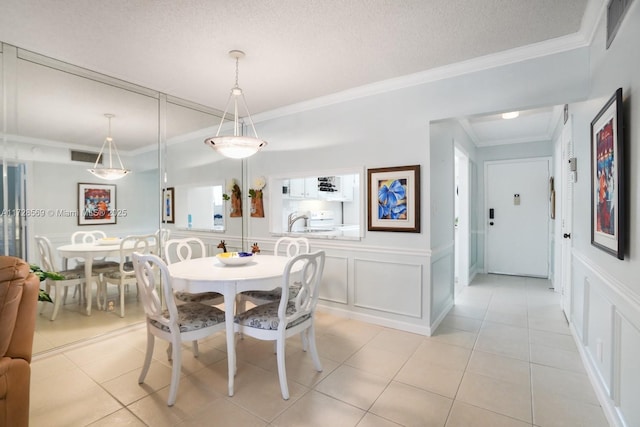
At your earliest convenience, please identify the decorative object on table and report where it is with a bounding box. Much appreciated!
[216,252,254,266]
[226,178,242,217]
[204,50,267,159]
[591,87,625,260]
[87,113,131,180]
[251,242,260,254]
[367,165,421,232]
[162,187,175,223]
[217,240,228,253]
[78,182,117,225]
[249,176,266,217]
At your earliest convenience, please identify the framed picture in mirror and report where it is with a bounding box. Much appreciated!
[163,187,175,224]
[78,183,117,225]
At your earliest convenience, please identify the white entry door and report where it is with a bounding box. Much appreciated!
[486,158,550,277]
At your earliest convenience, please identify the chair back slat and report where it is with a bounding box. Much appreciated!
[120,234,158,274]
[34,236,58,273]
[274,237,310,257]
[71,230,107,244]
[279,251,325,326]
[132,252,178,330]
[164,237,206,265]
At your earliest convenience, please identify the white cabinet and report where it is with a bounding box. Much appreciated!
[287,177,318,198]
[285,175,355,201]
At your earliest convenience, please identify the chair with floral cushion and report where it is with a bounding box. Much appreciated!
[238,236,310,307]
[100,234,157,317]
[234,250,325,399]
[64,230,119,303]
[164,237,223,306]
[132,252,226,406]
[34,236,100,320]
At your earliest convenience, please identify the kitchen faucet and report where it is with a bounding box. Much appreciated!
[287,212,309,232]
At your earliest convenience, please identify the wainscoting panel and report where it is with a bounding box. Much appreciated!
[353,258,422,318]
[572,252,640,427]
[617,314,640,427]
[430,245,454,324]
[319,255,348,304]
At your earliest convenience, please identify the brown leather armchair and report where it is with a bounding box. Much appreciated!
[0,256,39,427]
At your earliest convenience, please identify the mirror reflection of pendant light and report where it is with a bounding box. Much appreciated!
[502,111,519,119]
[204,50,267,159]
[88,113,130,180]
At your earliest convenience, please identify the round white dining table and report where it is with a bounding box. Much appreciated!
[167,254,292,397]
[57,240,149,315]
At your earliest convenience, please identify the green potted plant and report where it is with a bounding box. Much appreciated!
[29,264,63,302]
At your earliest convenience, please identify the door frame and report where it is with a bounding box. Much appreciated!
[483,156,551,277]
[560,116,574,318]
[454,144,470,288]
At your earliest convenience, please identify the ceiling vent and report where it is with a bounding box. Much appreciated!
[607,0,634,48]
[70,150,102,164]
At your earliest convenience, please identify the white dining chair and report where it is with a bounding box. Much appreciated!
[164,237,223,305]
[133,252,226,406]
[65,230,119,302]
[100,233,158,317]
[234,250,325,399]
[238,237,310,307]
[34,235,100,320]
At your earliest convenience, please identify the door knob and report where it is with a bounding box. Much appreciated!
[563,233,571,238]
[489,221,494,226]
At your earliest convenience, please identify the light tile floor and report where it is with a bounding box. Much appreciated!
[29,274,610,426]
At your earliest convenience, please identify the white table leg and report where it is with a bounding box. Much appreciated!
[224,285,237,396]
[85,258,94,315]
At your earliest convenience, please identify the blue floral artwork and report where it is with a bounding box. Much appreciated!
[368,165,420,232]
[377,178,407,220]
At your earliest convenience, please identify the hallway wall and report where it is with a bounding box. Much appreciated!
[566,2,640,426]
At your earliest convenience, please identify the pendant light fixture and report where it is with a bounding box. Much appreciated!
[204,50,267,159]
[88,113,130,180]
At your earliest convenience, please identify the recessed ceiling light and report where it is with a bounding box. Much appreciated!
[502,111,519,119]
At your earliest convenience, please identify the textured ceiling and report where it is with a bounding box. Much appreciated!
[0,0,597,150]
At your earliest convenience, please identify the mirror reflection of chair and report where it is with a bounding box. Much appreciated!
[34,236,100,320]
[163,237,223,305]
[65,230,120,303]
[155,228,171,251]
[234,250,325,399]
[100,234,158,317]
[132,252,226,406]
[238,237,310,308]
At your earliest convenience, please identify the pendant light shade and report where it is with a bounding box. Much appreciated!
[88,114,130,180]
[204,50,267,159]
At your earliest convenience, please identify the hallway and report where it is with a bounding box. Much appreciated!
[29,274,609,426]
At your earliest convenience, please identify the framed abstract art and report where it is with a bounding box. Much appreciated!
[367,165,420,232]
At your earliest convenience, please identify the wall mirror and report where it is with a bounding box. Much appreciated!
[269,170,362,240]
[1,44,161,354]
[164,99,243,239]
[1,43,242,355]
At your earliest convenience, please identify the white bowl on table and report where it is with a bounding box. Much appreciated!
[216,252,254,266]
[95,237,122,246]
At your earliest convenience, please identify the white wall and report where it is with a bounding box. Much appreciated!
[244,42,591,335]
[26,160,159,264]
[566,3,640,426]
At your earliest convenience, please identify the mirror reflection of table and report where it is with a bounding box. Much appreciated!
[167,254,292,396]
[57,240,154,315]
